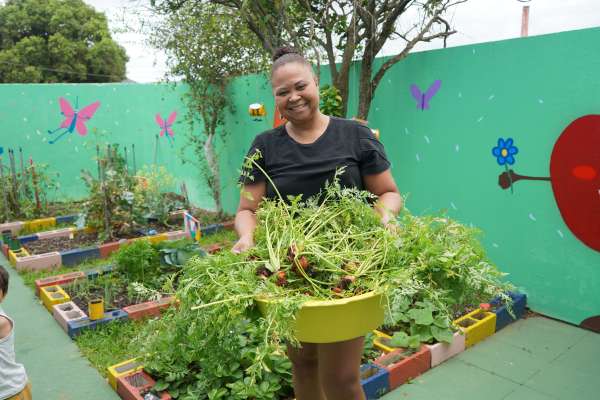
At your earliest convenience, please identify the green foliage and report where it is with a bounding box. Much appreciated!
[0,158,61,222]
[115,240,161,285]
[133,165,180,225]
[75,320,146,377]
[0,0,128,83]
[319,84,344,117]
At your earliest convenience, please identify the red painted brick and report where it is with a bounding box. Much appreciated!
[221,220,235,230]
[117,371,171,400]
[99,241,121,258]
[35,271,85,296]
[123,296,176,320]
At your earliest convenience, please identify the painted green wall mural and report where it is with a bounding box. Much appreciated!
[1,27,599,330]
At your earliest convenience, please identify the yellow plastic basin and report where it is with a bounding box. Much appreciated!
[256,291,385,343]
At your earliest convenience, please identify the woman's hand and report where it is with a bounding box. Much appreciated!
[232,234,255,254]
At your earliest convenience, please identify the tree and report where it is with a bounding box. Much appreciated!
[148,2,269,214]
[153,0,465,120]
[0,0,128,83]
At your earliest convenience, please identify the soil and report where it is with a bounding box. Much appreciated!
[67,282,138,312]
[457,318,476,328]
[451,304,477,320]
[24,232,99,255]
[471,311,488,320]
[22,221,176,255]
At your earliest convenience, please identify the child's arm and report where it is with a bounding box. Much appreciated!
[0,315,12,339]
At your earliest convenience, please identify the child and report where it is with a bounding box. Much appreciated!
[0,265,31,400]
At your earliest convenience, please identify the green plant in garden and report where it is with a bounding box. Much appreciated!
[319,84,344,117]
[133,165,180,226]
[115,240,161,285]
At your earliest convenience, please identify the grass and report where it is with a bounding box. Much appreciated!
[75,319,147,377]
[198,228,237,248]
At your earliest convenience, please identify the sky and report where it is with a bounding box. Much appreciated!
[83,0,600,83]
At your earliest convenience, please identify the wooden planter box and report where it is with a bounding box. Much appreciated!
[373,345,431,390]
[425,331,465,367]
[453,309,496,348]
[360,363,389,399]
[116,371,171,400]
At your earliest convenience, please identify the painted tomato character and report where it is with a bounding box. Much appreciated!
[498,115,600,252]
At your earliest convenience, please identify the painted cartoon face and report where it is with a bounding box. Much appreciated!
[550,115,600,251]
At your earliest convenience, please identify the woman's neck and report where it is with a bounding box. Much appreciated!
[287,112,330,143]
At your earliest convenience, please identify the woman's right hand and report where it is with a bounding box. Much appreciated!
[232,234,254,254]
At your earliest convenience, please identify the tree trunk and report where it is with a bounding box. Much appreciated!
[203,132,223,215]
[357,56,374,120]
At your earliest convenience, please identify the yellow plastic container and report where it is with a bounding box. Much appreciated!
[89,298,105,320]
[453,309,496,348]
[107,358,143,390]
[256,291,384,343]
[40,285,70,313]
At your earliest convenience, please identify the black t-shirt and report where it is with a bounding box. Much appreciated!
[240,116,391,201]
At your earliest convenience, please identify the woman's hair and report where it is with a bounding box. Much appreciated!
[0,265,8,297]
[271,46,313,77]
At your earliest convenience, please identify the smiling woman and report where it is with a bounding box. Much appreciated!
[232,47,403,400]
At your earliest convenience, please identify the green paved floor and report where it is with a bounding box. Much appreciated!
[1,254,119,400]
[382,316,600,400]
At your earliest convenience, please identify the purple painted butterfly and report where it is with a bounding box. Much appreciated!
[410,80,442,110]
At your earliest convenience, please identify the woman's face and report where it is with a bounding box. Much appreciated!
[272,62,319,125]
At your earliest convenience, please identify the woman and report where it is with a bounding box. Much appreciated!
[232,47,402,400]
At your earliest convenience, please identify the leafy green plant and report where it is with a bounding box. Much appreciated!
[133,165,181,226]
[319,84,344,117]
[115,240,161,285]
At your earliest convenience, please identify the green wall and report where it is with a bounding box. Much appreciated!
[0,83,215,208]
[221,28,600,327]
[1,27,599,327]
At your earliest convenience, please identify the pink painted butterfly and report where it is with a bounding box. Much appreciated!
[410,80,442,110]
[48,97,100,144]
[155,111,177,145]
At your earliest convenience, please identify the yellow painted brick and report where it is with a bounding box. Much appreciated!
[23,217,56,232]
[147,233,168,244]
[107,358,143,390]
[8,248,29,266]
[40,285,71,313]
[453,309,496,348]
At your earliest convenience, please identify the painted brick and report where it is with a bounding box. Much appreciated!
[205,243,223,254]
[147,233,168,244]
[2,244,8,257]
[36,227,74,240]
[165,230,187,241]
[17,234,39,244]
[200,224,220,236]
[123,296,176,320]
[23,217,56,232]
[15,252,62,271]
[85,264,114,280]
[221,220,235,230]
[425,331,466,367]
[60,246,101,267]
[8,248,29,265]
[360,363,390,399]
[99,241,120,258]
[374,345,431,390]
[35,271,85,295]
[117,371,172,400]
[453,309,497,348]
[491,292,527,331]
[53,301,87,333]
[67,309,128,338]
[0,221,24,235]
[107,358,144,390]
[40,285,71,313]
[55,214,78,224]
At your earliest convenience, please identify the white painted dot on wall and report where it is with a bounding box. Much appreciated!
[450,202,458,210]
[455,144,460,152]
[477,116,484,123]
[424,135,430,144]
[556,229,564,238]
[492,243,499,248]
[488,94,495,100]
[528,213,537,222]
[415,153,420,162]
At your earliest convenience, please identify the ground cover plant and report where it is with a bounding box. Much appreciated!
[136,167,512,398]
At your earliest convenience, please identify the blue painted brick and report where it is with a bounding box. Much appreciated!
[200,224,222,236]
[67,309,128,338]
[17,234,39,244]
[85,264,114,279]
[491,292,527,331]
[360,363,389,400]
[55,214,78,224]
[60,246,101,267]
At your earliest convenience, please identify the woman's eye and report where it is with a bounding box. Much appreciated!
[277,91,288,96]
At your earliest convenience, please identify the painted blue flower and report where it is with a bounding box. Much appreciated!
[492,138,518,165]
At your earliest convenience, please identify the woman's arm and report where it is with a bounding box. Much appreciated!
[363,169,402,225]
[232,181,266,253]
